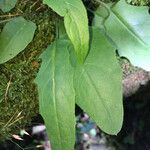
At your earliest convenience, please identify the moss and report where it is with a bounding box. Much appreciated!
[127,0,150,6]
[119,58,140,79]
[0,0,55,140]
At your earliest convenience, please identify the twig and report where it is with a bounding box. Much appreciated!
[2,111,18,130]
[35,5,44,12]
[7,116,24,128]
[4,75,12,104]
[30,0,40,9]
[0,13,20,18]
[16,8,24,14]
[0,18,13,24]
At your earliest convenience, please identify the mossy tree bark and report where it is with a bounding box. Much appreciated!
[0,0,55,140]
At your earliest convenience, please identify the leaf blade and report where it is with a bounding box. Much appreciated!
[104,0,150,70]
[0,17,36,64]
[0,0,17,12]
[43,0,89,63]
[35,39,75,150]
[74,27,123,135]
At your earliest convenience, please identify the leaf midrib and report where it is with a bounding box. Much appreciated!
[110,8,146,46]
[65,2,86,55]
[0,21,27,58]
[52,43,63,149]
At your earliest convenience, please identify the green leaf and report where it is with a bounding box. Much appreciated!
[35,39,75,150]
[0,17,36,64]
[43,0,89,63]
[102,0,150,70]
[0,0,17,12]
[92,3,111,28]
[74,27,123,135]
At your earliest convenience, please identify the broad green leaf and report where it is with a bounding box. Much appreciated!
[43,0,89,63]
[35,39,75,150]
[74,27,123,135]
[102,0,150,70]
[0,17,36,64]
[0,0,17,12]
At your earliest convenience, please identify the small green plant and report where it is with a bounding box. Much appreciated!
[0,0,150,149]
